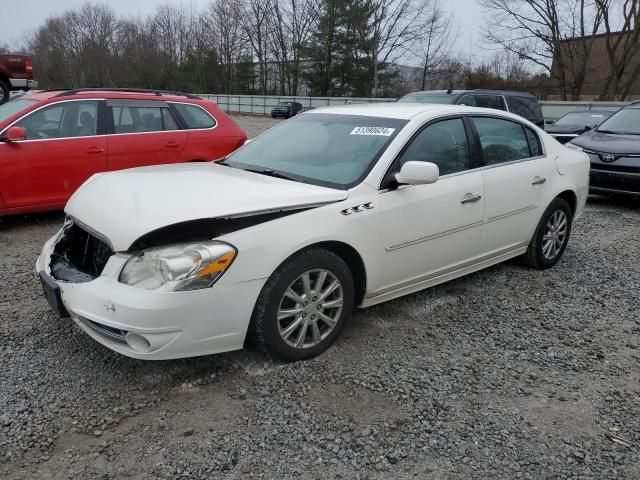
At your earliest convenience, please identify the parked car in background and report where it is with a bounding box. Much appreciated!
[271,101,303,119]
[545,111,611,144]
[567,102,640,198]
[397,89,545,127]
[0,54,37,104]
[36,103,588,361]
[0,88,247,216]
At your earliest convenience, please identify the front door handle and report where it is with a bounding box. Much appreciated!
[166,141,180,148]
[461,193,482,204]
[532,176,547,185]
[86,147,104,154]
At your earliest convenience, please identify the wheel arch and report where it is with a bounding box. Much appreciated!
[556,189,577,216]
[286,240,367,307]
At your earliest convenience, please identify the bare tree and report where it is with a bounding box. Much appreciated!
[240,0,273,94]
[207,0,245,93]
[418,0,455,90]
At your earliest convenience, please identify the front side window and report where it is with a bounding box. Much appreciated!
[15,100,99,140]
[172,103,216,129]
[476,95,506,111]
[397,118,471,176]
[225,113,407,189]
[473,117,532,165]
[111,106,179,133]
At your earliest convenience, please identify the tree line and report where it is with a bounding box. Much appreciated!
[11,0,640,99]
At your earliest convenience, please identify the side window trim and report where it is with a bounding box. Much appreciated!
[168,102,217,130]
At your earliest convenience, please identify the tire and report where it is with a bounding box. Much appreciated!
[0,80,9,105]
[521,197,573,270]
[250,248,355,361]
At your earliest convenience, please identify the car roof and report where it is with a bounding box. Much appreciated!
[405,89,536,98]
[307,102,524,121]
[22,89,203,103]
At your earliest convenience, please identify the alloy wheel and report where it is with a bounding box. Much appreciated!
[542,210,568,260]
[277,269,343,349]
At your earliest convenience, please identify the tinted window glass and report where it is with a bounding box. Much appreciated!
[524,128,542,156]
[226,113,406,189]
[398,118,470,176]
[16,101,98,140]
[476,95,506,111]
[397,93,456,104]
[111,106,178,133]
[507,96,542,120]
[458,95,477,106]
[173,103,216,129]
[473,117,531,165]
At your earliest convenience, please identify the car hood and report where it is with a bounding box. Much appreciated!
[65,163,348,251]
[571,130,640,155]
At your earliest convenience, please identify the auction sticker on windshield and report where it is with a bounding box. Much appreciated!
[350,127,396,136]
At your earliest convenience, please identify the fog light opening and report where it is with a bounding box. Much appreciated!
[126,333,152,353]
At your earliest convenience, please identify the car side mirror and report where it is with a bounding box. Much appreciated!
[395,161,439,186]
[545,119,555,125]
[2,126,27,143]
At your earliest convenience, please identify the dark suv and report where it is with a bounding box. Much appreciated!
[567,102,640,197]
[397,89,544,127]
[271,101,303,119]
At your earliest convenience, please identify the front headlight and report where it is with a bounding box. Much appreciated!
[119,241,236,291]
[566,142,584,151]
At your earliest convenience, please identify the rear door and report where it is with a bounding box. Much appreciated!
[470,115,556,255]
[0,99,107,209]
[106,100,187,170]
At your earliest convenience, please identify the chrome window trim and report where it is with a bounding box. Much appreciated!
[0,98,104,142]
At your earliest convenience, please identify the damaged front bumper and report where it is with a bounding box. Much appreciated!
[35,231,265,360]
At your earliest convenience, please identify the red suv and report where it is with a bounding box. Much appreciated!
[0,89,247,216]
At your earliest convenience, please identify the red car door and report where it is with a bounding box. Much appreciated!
[0,99,107,210]
[106,100,187,171]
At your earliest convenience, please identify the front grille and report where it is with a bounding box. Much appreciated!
[50,222,113,282]
[77,316,127,343]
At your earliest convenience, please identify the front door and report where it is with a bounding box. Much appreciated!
[376,117,485,294]
[0,100,107,209]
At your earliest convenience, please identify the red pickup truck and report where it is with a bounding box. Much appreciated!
[0,55,38,104]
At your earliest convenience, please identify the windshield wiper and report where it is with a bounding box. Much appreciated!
[241,167,297,181]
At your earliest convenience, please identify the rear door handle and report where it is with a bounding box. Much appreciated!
[461,193,482,204]
[86,147,104,154]
[166,141,180,148]
[532,176,547,185]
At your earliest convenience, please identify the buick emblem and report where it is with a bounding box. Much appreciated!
[600,153,617,163]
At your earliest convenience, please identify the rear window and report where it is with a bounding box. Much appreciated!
[173,103,216,129]
[0,99,37,123]
[397,93,456,104]
[507,96,542,120]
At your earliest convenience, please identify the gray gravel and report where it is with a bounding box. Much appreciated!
[1,116,639,479]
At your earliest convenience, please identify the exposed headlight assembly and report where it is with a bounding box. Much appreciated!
[119,241,236,291]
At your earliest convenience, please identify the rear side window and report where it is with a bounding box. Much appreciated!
[476,95,506,111]
[173,103,216,129]
[507,96,542,120]
[473,117,532,165]
[111,106,179,133]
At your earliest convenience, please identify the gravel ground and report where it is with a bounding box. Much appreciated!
[1,115,640,479]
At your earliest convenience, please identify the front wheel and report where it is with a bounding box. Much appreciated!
[250,248,355,361]
[521,197,573,269]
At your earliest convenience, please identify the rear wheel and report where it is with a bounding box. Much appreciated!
[0,80,9,105]
[521,198,572,269]
[250,248,354,361]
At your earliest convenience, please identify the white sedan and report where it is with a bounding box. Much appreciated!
[36,104,589,361]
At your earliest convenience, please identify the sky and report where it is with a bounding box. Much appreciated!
[0,0,485,58]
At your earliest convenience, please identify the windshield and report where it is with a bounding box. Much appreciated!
[597,108,640,135]
[556,112,608,127]
[0,99,37,123]
[397,93,455,105]
[225,113,407,189]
